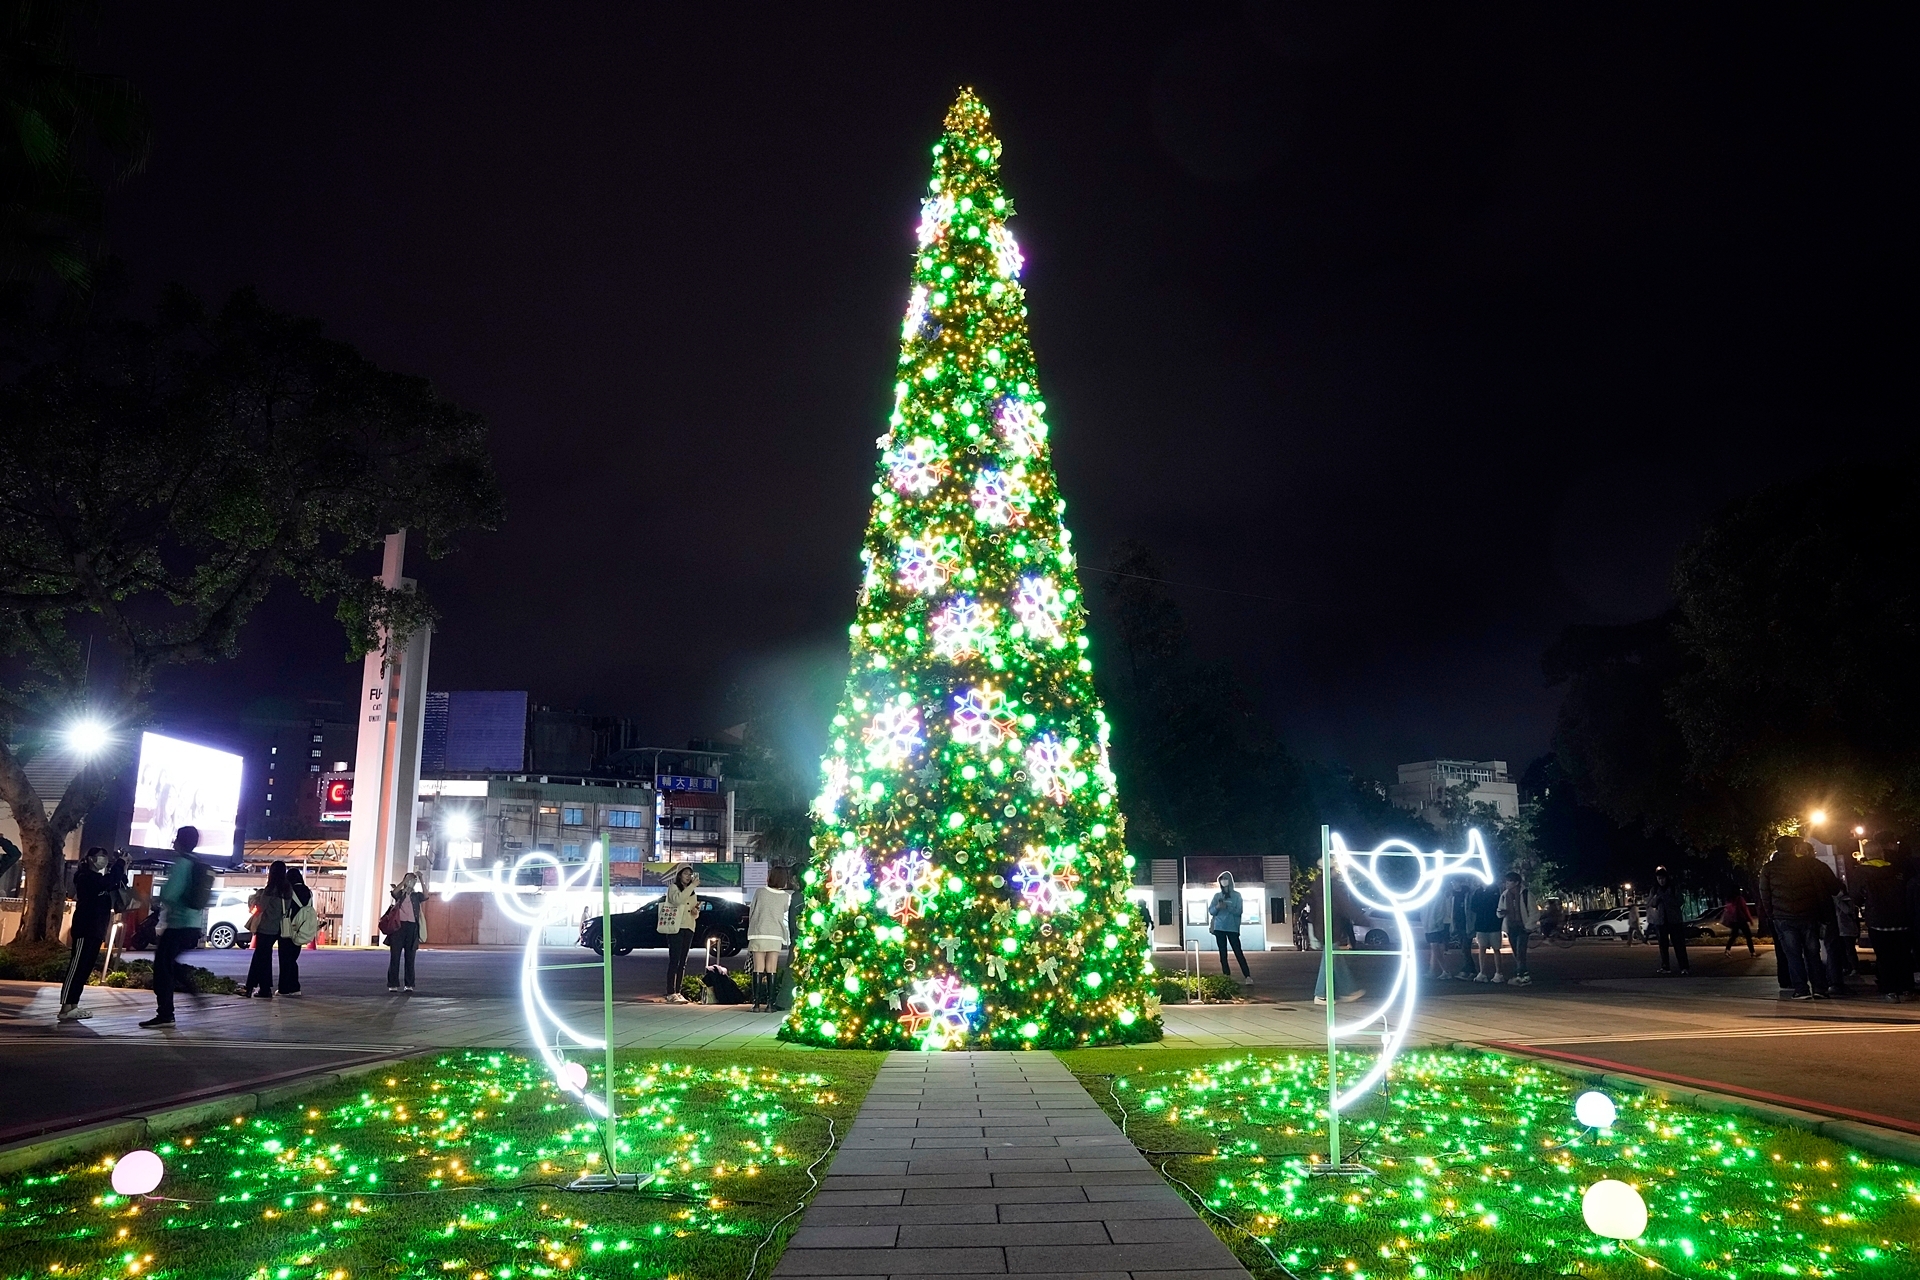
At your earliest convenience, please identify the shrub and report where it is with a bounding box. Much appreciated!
[1156,974,1241,1003]
[101,959,239,994]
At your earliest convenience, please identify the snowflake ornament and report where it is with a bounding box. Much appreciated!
[862,701,924,770]
[826,848,871,911]
[1023,734,1073,803]
[875,848,939,921]
[1012,575,1066,640]
[995,399,1043,459]
[1012,845,1081,914]
[951,682,1019,751]
[813,757,851,822]
[901,972,979,1048]
[895,536,961,594]
[987,223,1023,278]
[970,468,1030,528]
[917,193,955,247]
[901,285,931,341]
[885,435,948,496]
[930,595,996,661]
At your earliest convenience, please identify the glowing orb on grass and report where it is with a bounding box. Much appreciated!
[561,1061,589,1091]
[111,1150,164,1196]
[1582,1179,1648,1240]
[1575,1090,1618,1129]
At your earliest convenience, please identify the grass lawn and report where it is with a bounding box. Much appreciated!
[0,1046,882,1280]
[1060,1046,1919,1279]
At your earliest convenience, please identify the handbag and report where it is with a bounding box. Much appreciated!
[109,884,136,913]
[377,904,402,936]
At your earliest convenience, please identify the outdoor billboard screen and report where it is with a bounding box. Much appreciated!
[128,731,244,857]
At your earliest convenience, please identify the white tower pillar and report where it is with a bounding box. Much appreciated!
[341,532,433,945]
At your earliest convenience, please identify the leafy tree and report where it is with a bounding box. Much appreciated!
[2,0,152,289]
[0,286,502,940]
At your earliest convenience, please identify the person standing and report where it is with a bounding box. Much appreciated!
[1720,889,1757,955]
[1760,836,1839,999]
[1452,881,1478,979]
[1312,866,1365,1003]
[280,868,316,995]
[140,827,208,1029]
[745,865,792,1011]
[1648,866,1689,975]
[58,847,127,1022]
[1207,872,1251,980]
[1422,884,1453,980]
[242,861,291,998]
[1858,835,1912,1003]
[1470,881,1505,982]
[385,871,426,992]
[1498,871,1537,986]
[659,865,700,1003]
[1833,887,1862,988]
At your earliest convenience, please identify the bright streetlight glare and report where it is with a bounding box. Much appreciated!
[444,813,472,840]
[1810,808,1828,826]
[64,718,111,756]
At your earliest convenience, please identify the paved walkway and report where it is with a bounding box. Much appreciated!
[774,1051,1248,1280]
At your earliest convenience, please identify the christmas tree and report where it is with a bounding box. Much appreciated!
[781,89,1160,1050]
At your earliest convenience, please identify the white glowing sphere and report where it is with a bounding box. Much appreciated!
[561,1061,588,1091]
[111,1149,164,1196]
[1582,1179,1648,1240]
[1575,1090,1617,1129]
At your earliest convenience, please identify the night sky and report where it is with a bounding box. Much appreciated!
[96,3,1911,779]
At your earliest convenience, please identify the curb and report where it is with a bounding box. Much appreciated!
[1462,1041,1920,1167]
[0,1051,426,1177]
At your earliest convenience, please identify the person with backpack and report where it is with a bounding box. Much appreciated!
[279,867,318,995]
[1497,870,1538,986]
[141,827,210,1029]
[59,847,128,1022]
[242,861,292,998]
[384,871,427,992]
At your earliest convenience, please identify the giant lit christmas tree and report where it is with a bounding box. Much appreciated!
[781,89,1160,1050]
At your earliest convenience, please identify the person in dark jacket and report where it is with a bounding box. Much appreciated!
[1760,836,1840,999]
[1648,866,1689,975]
[1469,882,1505,982]
[1720,890,1757,955]
[242,861,292,998]
[1859,833,1912,1002]
[279,868,313,995]
[386,871,427,992]
[58,847,127,1022]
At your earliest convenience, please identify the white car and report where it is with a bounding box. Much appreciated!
[202,887,257,949]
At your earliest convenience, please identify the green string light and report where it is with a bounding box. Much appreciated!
[1096,1049,1919,1278]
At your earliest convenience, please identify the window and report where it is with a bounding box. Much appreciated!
[1185,899,1208,925]
[264,808,272,816]
[1270,896,1286,923]
[265,793,273,801]
[311,734,324,743]
[609,843,641,863]
[561,806,585,826]
[561,842,583,862]
[310,749,321,758]
[606,809,643,828]
[309,764,320,773]
[271,746,278,755]
[1157,900,1172,926]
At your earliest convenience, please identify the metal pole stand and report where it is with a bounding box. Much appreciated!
[571,843,641,1192]
[1308,824,1373,1177]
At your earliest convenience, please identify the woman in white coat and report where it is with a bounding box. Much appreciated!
[745,864,792,1011]
[659,865,700,1003]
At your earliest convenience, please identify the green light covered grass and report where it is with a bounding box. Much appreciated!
[1060,1047,1920,1279]
[0,1047,882,1280]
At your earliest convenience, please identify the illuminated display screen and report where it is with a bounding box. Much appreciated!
[129,731,244,856]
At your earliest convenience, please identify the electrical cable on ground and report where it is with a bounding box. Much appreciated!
[743,1112,838,1280]
[1102,1077,1303,1280]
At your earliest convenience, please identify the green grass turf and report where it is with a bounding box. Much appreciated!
[1059,1046,1920,1279]
[0,1046,882,1280]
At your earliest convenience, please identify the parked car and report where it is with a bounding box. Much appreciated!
[1348,907,1402,949]
[1683,907,1721,938]
[579,893,747,957]
[126,881,254,950]
[1591,908,1646,938]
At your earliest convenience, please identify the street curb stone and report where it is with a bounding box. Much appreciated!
[1463,1042,1920,1166]
[0,1052,421,1176]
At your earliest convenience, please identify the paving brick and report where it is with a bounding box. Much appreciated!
[811,1189,907,1206]
[1104,1218,1223,1245]
[996,1199,1192,1222]
[1067,1156,1153,1172]
[903,1185,1089,1205]
[805,1204,1000,1227]
[993,1168,1163,1187]
[899,1222,1110,1248]
[822,1173,995,1190]
[1082,1184,1188,1201]
[787,1225,901,1249]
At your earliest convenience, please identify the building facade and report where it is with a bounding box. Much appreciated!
[1389,759,1520,826]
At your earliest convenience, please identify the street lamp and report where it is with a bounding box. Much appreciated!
[63,718,111,757]
[444,812,473,840]
[1809,808,1828,827]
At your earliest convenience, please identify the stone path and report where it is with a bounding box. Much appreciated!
[772,1050,1249,1280]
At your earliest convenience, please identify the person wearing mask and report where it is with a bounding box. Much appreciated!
[1498,870,1537,986]
[1422,883,1454,981]
[1720,889,1757,956]
[1207,872,1251,980]
[659,865,700,1003]
[242,861,292,998]
[1648,866,1689,975]
[745,864,792,1011]
[385,871,427,992]
[280,867,316,995]
[1858,834,1912,1003]
[1470,881,1505,983]
[59,847,127,1022]
[1760,836,1839,1000]
[1312,866,1365,1004]
[140,827,208,1029]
